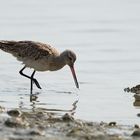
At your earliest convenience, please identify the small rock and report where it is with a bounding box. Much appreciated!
[86,121,94,126]
[28,129,45,136]
[62,113,74,121]
[100,121,106,126]
[7,109,22,117]
[134,124,139,129]
[124,85,140,94]
[124,87,130,92]
[108,122,116,126]
[132,85,140,93]
[137,113,140,117]
[134,94,140,101]
[132,130,140,136]
[4,117,28,128]
[67,127,84,136]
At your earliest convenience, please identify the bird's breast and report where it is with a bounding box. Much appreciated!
[19,55,65,72]
[22,58,50,71]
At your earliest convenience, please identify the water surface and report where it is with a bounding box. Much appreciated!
[0,0,140,124]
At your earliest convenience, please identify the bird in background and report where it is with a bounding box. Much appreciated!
[0,40,79,94]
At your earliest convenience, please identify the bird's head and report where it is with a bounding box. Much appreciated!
[62,50,76,66]
[61,50,79,88]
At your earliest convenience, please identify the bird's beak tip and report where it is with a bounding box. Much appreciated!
[70,65,79,89]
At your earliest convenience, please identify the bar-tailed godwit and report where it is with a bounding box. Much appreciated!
[0,40,79,93]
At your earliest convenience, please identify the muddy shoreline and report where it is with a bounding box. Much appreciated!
[1,84,140,140]
[0,106,140,140]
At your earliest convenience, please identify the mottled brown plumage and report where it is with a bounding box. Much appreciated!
[0,40,58,63]
[0,40,79,93]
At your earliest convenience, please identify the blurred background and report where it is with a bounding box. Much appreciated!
[0,0,140,124]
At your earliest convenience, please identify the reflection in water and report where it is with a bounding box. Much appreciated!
[30,93,39,102]
[133,94,140,118]
[18,91,79,118]
[133,94,140,107]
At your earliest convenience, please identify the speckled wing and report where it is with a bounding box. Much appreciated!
[0,40,54,60]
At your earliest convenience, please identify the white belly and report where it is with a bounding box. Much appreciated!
[17,55,65,72]
[22,58,50,71]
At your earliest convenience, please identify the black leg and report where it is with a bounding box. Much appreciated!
[19,66,42,89]
[30,70,36,94]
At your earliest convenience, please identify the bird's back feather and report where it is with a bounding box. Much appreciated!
[0,40,57,60]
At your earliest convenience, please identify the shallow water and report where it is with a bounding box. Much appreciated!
[0,0,140,125]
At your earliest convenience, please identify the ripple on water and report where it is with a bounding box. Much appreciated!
[0,88,79,119]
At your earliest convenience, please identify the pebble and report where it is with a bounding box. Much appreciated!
[62,113,74,121]
[108,122,116,126]
[4,117,28,128]
[132,129,140,136]
[124,87,131,92]
[7,109,22,117]
[137,113,140,117]
[134,124,139,129]
[28,129,45,136]
[124,85,140,94]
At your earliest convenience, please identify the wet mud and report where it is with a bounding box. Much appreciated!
[0,107,139,140]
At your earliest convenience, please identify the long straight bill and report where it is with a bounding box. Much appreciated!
[70,66,79,88]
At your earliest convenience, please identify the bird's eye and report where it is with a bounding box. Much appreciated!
[69,57,72,61]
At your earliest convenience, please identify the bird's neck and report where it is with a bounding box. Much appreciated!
[49,54,66,71]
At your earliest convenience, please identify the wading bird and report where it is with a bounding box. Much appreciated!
[0,40,79,94]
